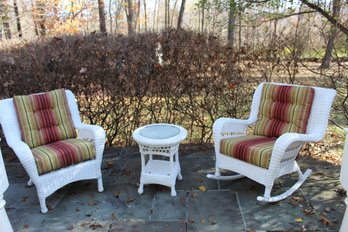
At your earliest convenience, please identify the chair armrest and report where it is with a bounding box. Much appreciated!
[274,133,322,152]
[75,124,106,162]
[268,132,322,172]
[8,141,39,179]
[76,124,105,140]
[213,117,255,139]
[213,117,256,155]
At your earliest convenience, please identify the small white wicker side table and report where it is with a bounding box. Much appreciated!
[133,124,187,196]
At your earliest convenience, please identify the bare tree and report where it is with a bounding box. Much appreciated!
[143,0,148,32]
[153,0,157,30]
[36,0,46,36]
[0,0,12,39]
[13,0,22,38]
[98,0,107,33]
[228,0,236,46]
[125,0,135,36]
[171,0,178,27]
[320,0,341,69]
[165,0,170,28]
[177,0,186,29]
[109,0,113,33]
[300,0,348,36]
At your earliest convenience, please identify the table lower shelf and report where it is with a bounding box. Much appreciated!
[143,160,179,176]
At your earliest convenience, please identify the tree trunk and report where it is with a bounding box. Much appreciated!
[136,0,140,32]
[177,0,186,29]
[143,0,147,32]
[13,0,22,38]
[320,0,341,69]
[0,0,11,39]
[238,9,242,51]
[109,0,113,34]
[31,1,39,36]
[153,0,157,31]
[126,0,135,36]
[171,0,178,27]
[227,0,237,82]
[164,0,169,28]
[201,3,204,33]
[228,0,236,46]
[98,0,107,33]
[36,1,46,36]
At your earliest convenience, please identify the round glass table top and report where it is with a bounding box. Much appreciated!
[139,124,180,139]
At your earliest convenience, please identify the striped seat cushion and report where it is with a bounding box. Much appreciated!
[220,135,276,169]
[31,139,96,175]
[253,83,315,137]
[14,89,77,148]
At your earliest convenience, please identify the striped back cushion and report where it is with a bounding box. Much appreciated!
[253,83,315,137]
[14,89,77,148]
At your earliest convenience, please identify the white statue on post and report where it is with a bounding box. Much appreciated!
[0,147,13,232]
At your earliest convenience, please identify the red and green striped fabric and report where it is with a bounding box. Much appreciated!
[32,138,96,175]
[220,135,276,169]
[253,83,315,137]
[14,89,77,148]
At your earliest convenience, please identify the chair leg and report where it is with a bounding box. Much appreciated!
[27,179,33,186]
[257,169,312,202]
[207,167,244,180]
[39,198,48,214]
[97,177,104,192]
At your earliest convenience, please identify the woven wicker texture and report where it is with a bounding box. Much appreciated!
[208,82,336,203]
[0,90,105,213]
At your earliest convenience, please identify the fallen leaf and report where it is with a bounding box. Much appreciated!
[23,224,29,229]
[106,161,113,169]
[114,191,122,198]
[324,207,332,213]
[127,196,135,203]
[198,186,207,192]
[89,223,103,230]
[207,215,216,225]
[321,215,333,226]
[303,208,314,215]
[295,217,303,222]
[88,201,97,206]
[188,218,195,223]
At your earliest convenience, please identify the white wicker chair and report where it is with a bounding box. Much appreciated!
[0,90,105,213]
[208,82,336,202]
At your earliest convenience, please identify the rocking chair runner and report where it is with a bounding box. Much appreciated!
[208,82,336,202]
[0,89,105,213]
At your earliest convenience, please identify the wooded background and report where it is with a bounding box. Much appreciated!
[0,1,347,157]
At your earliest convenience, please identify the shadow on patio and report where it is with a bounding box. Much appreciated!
[3,144,345,231]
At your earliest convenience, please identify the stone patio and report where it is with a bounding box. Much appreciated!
[3,144,346,231]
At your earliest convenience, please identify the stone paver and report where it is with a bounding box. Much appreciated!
[187,190,245,231]
[2,146,346,231]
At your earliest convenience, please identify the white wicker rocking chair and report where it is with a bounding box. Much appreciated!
[0,89,105,213]
[208,82,336,202]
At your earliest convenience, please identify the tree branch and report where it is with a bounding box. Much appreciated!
[300,0,348,36]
